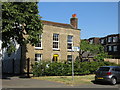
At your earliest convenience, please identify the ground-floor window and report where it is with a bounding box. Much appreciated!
[67,55,72,61]
[35,54,42,62]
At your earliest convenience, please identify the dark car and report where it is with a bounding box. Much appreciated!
[95,66,120,85]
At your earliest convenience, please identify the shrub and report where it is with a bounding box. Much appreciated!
[32,60,118,76]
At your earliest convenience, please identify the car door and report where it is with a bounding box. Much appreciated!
[114,67,120,81]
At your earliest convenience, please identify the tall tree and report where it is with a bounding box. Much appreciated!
[2,2,43,74]
[2,2,43,53]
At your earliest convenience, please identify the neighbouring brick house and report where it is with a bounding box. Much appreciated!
[86,34,120,59]
[21,14,80,73]
[88,37,100,44]
[99,34,120,59]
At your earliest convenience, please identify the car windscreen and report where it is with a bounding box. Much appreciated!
[98,67,110,71]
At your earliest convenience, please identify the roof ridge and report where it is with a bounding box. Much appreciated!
[41,20,76,29]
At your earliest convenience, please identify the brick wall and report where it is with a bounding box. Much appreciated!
[104,58,120,64]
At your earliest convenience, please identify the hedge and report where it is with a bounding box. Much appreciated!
[32,60,118,77]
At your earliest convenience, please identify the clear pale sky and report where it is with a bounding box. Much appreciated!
[38,2,118,39]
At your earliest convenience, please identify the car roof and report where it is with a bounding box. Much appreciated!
[100,66,120,68]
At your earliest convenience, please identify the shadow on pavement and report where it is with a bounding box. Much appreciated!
[1,73,31,80]
[91,80,112,85]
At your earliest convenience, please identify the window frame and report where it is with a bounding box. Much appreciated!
[113,45,118,52]
[67,55,72,61]
[53,33,59,50]
[67,35,73,51]
[35,34,42,50]
[108,37,112,43]
[35,54,42,62]
[108,45,112,51]
[113,36,118,42]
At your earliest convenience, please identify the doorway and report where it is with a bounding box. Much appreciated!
[53,54,59,62]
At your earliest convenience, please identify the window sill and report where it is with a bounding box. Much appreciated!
[67,49,74,52]
[35,47,43,50]
[53,49,60,51]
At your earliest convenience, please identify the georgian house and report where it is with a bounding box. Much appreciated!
[20,14,80,72]
[2,14,80,74]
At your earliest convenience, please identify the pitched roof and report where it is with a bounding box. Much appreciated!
[41,20,76,29]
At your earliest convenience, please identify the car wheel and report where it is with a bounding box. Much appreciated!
[111,77,117,85]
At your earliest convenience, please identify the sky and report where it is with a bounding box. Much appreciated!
[38,2,118,39]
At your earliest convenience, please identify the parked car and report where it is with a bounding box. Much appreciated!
[95,66,120,85]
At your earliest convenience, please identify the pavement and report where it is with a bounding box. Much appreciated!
[1,75,120,89]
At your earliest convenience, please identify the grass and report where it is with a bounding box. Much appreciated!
[32,74,95,85]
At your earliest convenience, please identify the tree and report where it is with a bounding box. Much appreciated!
[2,2,43,74]
[2,2,43,53]
[79,40,109,62]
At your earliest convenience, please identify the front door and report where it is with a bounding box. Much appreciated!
[53,54,59,62]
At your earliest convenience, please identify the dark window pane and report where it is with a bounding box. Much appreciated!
[98,67,110,71]
[67,43,72,49]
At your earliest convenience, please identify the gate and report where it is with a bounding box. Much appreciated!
[2,59,20,74]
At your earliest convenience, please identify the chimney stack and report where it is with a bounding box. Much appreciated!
[70,14,78,29]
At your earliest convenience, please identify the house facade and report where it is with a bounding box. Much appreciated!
[99,34,120,59]
[88,37,100,44]
[21,14,80,72]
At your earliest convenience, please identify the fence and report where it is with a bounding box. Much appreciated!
[2,59,20,74]
[2,58,30,77]
[104,58,120,65]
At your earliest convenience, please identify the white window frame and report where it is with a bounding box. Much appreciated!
[35,54,42,62]
[67,35,73,51]
[89,39,93,44]
[35,35,42,50]
[53,34,59,50]
[108,46,112,51]
[113,46,118,52]
[113,36,118,42]
[108,37,112,43]
[101,39,104,44]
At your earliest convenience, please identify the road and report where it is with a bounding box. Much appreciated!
[1,76,120,89]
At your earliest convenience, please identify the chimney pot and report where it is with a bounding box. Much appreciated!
[72,14,76,18]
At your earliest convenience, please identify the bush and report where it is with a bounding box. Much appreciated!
[32,60,118,76]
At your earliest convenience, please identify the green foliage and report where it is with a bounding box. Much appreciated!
[32,61,118,77]
[2,2,43,53]
[80,40,109,61]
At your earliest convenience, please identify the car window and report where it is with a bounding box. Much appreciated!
[115,68,120,72]
[112,68,120,72]
[98,67,110,71]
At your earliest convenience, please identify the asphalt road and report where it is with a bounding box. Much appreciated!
[1,76,120,89]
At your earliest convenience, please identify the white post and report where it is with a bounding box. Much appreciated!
[72,50,74,81]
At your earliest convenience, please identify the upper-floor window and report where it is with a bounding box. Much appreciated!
[113,36,118,42]
[53,34,59,50]
[35,54,42,62]
[113,46,118,52]
[35,35,42,49]
[108,37,112,43]
[108,45,112,51]
[89,39,93,44]
[67,35,73,51]
[100,39,105,44]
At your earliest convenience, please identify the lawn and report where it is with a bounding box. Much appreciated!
[32,74,95,85]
